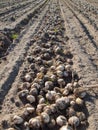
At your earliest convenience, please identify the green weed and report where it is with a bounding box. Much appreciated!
[11,33,18,39]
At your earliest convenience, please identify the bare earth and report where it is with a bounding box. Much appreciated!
[0,0,98,130]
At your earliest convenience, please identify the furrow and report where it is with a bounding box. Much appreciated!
[0,0,50,103]
[59,0,98,85]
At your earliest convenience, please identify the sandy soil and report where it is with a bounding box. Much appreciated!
[0,0,98,130]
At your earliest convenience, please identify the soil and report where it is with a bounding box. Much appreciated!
[0,0,98,130]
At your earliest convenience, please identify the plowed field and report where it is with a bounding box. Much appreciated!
[0,0,98,130]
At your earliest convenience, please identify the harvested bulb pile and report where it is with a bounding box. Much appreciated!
[6,4,88,130]
[8,45,87,130]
